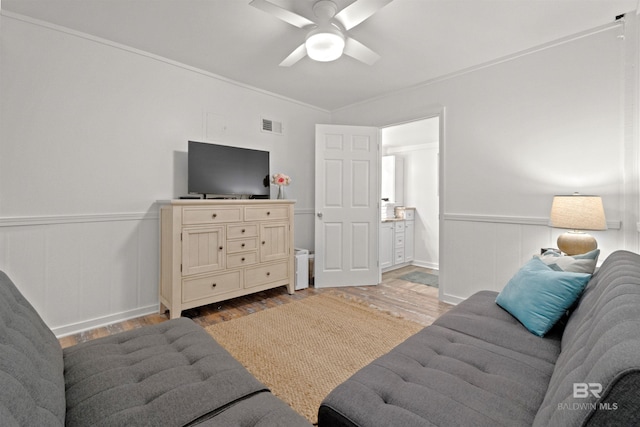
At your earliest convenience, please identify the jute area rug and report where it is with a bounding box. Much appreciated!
[205,293,423,424]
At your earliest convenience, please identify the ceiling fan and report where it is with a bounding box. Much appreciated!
[249,0,393,66]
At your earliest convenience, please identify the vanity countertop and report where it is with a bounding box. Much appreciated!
[381,218,404,223]
[381,207,415,222]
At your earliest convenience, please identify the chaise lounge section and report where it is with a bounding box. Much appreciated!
[318,250,640,426]
[0,270,311,427]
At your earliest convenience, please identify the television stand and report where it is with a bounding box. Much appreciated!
[159,199,296,319]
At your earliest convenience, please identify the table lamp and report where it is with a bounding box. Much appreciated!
[549,194,607,256]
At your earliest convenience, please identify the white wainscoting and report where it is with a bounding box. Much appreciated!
[0,210,621,334]
[440,214,622,305]
[0,206,317,337]
[0,211,160,337]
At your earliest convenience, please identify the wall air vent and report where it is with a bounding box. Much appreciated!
[261,117,283,135]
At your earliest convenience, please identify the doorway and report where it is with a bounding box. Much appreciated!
[380,117,440,271]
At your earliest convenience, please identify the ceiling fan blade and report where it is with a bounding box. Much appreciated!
[334,0,393,31]
[343,37,380,65]
[279,43,307,67]
[249,0,315,28]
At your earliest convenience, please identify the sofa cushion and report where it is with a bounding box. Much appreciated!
[534,250,640,426]
[495,257,591,337]
[63,317,273,427]
[0,271,66,426]
[319,291,562,427]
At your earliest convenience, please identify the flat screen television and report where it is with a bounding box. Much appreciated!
[188,141,270,199]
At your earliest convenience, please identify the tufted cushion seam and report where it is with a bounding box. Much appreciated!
[0,343,62,387]
[561,292,640,350]
[434,317,560,365]
[349,372,511,427]
[64,326,203,355]
[0,371,62,422]
[64,337,217,384]
[66,359,244,408]
[0,271,66,426]
[411,327,557,378]
[392,348,551,397]
[365,358,539,417]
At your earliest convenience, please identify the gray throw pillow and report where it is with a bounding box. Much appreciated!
[536,248,599,274]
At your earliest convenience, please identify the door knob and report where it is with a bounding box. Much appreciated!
[317,212,323,218]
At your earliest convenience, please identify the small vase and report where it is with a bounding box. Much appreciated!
[277,185,286,200]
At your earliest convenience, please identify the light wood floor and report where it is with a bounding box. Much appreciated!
[58,266,452,349]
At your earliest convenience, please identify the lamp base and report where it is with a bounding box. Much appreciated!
[557,231,597,256]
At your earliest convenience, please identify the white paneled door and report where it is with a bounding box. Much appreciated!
[314,124,379,288]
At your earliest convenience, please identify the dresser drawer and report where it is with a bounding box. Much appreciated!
[245,205,289,221]
[395,233,405,247]
[227,252,258,268]
[227,237,258,253]
[227,224,258,239]
[183,207,242,225]
[182,270,241,303]
[245,260,289,288]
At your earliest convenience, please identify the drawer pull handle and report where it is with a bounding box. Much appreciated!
[212,283,217,288]
[262,241,266,245]
[266,272,271,276]
[266,211,271,215]
[241,243,245,247]
[241,229,246,233]
[212,213,217,218]
[219,246,223,250]
[241,257,245,262]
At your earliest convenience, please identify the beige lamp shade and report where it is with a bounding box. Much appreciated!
[549,194,607,255]
[550,195,607,230]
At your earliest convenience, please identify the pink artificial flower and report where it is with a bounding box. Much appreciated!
[272,173,291,186]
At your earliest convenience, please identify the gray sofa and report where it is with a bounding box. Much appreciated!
[0,271,311,426]
[319,250,640,426]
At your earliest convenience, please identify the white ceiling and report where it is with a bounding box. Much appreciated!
[2,0,638,111]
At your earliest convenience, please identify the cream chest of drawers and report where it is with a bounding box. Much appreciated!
[159,200,295,319]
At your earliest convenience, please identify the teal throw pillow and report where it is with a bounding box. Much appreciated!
[495,257,591,337]
[536,248,600,274]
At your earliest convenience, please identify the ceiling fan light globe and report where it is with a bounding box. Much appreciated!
[305,30,345,62]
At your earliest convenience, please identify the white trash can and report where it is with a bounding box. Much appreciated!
[294,248,309,290]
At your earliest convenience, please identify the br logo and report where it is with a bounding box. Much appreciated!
[573,383,602,398]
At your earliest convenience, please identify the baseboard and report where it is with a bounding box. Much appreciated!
[382,260,439,273]
[382,262,410,273]
[52,304,160,338]
[411,260,439,270]
[440,292,464,306]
